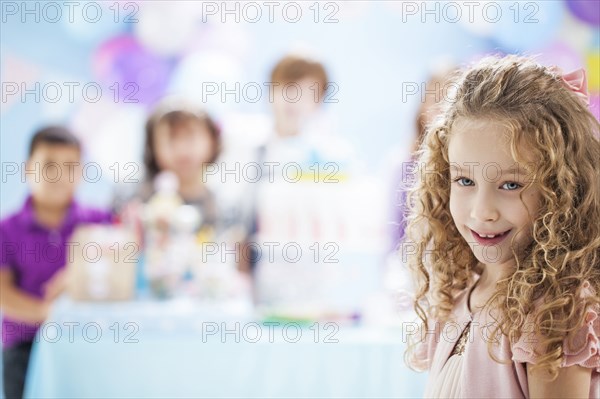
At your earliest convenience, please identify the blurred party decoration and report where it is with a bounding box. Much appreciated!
[68,225,137,301]
[491,1,563,51]
[70,98,146,173]
[93,34,176,106]
[536,41,584,72]
[61,2,125,44]
[566,0,600,27]
[1,53,41,113]
[557,11,595,53]
[190,23,254,62]
[587,51,600,92]
[254,177,386,320]
[140,171,247,300]
[456,1,565,53]
[134,1,204,56]
[168,51,243,115]
[143,172,192,299]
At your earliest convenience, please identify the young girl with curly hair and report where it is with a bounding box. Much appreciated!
[404,55,599,398]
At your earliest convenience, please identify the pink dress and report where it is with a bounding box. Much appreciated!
[411,276,600,398]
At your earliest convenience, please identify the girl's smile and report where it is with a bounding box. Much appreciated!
[448,117,542,267]
[469,228,512,245]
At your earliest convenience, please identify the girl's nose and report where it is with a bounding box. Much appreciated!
[470,189,500,222]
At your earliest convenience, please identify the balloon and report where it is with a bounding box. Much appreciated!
[566,0,600,27]
[587,51,600,93]
[536,41,584,72]
[556,11,595,53]
[491,1,563,52]
[93,35,176,106]
[70,99,146,170]
[133,2,203,56]
[168,51,243,116]
[61,2,125,44]
[189,24,254,62]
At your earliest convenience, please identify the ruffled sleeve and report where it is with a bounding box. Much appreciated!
[512,280,600,372]
[562,281,599,371]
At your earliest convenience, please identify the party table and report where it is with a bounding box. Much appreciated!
[24,296,427,398]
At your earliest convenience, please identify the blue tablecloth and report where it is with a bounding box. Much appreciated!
[24,297,427,398]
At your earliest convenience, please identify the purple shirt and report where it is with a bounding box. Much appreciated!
[0,196,112,348]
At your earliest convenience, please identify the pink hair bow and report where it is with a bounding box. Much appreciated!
[550,67,589,106]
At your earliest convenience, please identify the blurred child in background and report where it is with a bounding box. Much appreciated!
[114,100,236,297]
[143,100,221,210]
[0,126,112,399]
[243,54,334,274]
[269,54,329,138]
[116,99,222,230]
[121,99,222,232]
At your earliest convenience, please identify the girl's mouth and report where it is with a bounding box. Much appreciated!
[470,229,511,245]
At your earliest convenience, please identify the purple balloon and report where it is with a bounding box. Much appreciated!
[566,0,600,27]
[94,35,175,106]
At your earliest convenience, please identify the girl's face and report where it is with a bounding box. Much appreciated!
[448,117,541,268]
[153,119,214,182]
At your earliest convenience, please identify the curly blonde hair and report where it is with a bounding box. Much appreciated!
[404,55,600,379]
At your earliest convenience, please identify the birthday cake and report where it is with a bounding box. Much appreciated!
[253,175,387,320]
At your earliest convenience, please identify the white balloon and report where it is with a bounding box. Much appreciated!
[557,11,594,53]
[70,99,146,172]
[134,2,203,55]
[168,51,243,114]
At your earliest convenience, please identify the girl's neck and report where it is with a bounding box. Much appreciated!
[474,260,516,293]
[178,175,206,202]
[469,262,516,313]
[33,199,69,230]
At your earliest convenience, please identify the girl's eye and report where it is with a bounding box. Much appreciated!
[454,177,474,186]
[501,182,522,190]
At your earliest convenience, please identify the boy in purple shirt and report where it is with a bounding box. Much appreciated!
[0,126,112,398]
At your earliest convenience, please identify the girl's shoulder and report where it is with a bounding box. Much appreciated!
[512,280,599,372]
